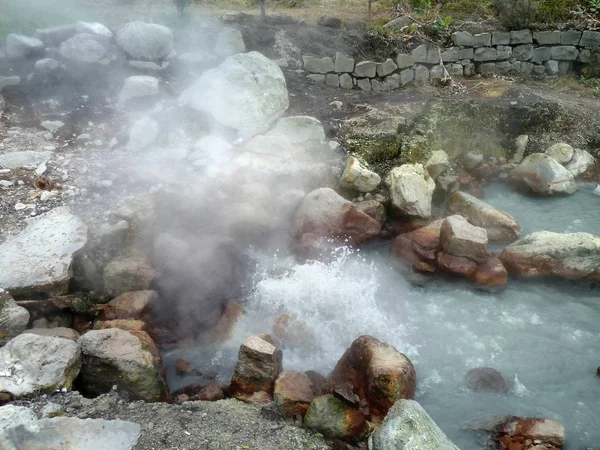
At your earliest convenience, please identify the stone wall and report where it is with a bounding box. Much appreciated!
[302,29,600,91]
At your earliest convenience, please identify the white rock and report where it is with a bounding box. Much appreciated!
[0,289,30,346]
[128,116,158,150]
[118,76,159,105]
[214,27,246,56]
[5,34,44,59]
[386,164,435,218]
[564,148,595,176]
[41,120,65,132]
[425,150,450,179]
[0,405,37,431]
[339,156,381,193]
[545,142,574,164]
[513,135,528,163]
[594,185,600,196]
[0,207,87,296]
[116,21,174,60]
[35,58,60,72]
[0,334,81,397]
[440,215,488,263]
[266,116,326,144]
[76,21,113,41]
[0,151,53,169]
[510,153,577,195]
[179,51,289,139]
[60,33,108,63]
[0,180,14,187]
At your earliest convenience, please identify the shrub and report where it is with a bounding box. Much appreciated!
[536,0,580,21]
[496,0,539,29]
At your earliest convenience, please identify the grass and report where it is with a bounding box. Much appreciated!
[546,75,600,97]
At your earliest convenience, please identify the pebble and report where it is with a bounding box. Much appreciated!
[40,191,57,201]
[77,133,91,140]
[594,185,600,196]
[43,132,53,140]
[14,203,28,210]
[0,169,10,174]
[0,180,14,187]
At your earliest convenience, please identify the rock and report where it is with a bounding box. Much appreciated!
[386,164,435,219]
[78,328,166,401]
[465,367,508,393]
[510,29,533,44]
[452,31,474,46]
[440,215,488,263]
[385,16,412,31]
[60,33,108,63]
[437,252,478,277]
[266,115,325,143]
[5,34,44,59]
[510,153,577,195]
[103,254,157,298]
[23,327,80,341]
[304,394,366,440]
[0,207,87,297]
[230,335,282,401]
[116,21,174,60]
[76,21,113,41]
[446,191,522,242]
[580,30,600,46]
[391,220,443,265]
[551,45,578,61]
[317,16,342,28]
[0,334,81,397]
[197,381,226,401]
[370,399,460,450]
[35,25,77,47]
[335,52,354,73]
[513,135,528,163]
[545,142,574,164]
[214,27,245,56]
[474,47,497,61]
[377,59,398,77]
[94,320,147,332]
[0,405,37,430]
[118,76,159,105]
[340,156,381,193]
[40,402,63,418]
[353,61,377,78]
[100,290,157,321]
[325,74,339,87]
[396,54,415,69]
[355,200,386,223]
[0,289,29,346]
[128,116,159,150]
[41,120,65,132]
[329,335,416,422]
[500,231,600,282]
[0,416,141,450]
[274,370,315,417]
[0,150,53,169]
[425,150,449,180]
[294,188,382,247]
[463,151,484,170]
[340,73,353,89]
[472,255,509,292]
[181,52,288,139]
[494,417,565,449]
[303,56,335,74]
[564,148,595,176]
[356,78,371,90]
[514,44,534,61]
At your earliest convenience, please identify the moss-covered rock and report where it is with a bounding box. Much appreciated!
[304,394,367,440]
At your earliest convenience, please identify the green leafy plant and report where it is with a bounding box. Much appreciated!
[434,14,453,33]
[589,0,600,13]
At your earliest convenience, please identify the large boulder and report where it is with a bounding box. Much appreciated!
[294,188,382,247]
[500,231,600,281]
[60,33,108,63]
[544,142,574,164]
[180,51,289,139]
[103,253,157,298]
[0,207,88,297]
[339,156,381,193]
[304,394,367,440]
[509,153,577,195]
[116,21,174,60]
[391,220,443,265]
[78,328,166,401]
[5,34,44,59]
[369,400,460,450]
[386,164,435,218]
[445,191,522,242]
[564,148,595,177]
[440,215,488,263]
[0,289,29,346]
[230,334,283,402]
[274,370,316,417]
[0,334,81,397]
[329,335,416,422]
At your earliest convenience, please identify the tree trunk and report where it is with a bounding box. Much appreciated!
[260,0,266,22]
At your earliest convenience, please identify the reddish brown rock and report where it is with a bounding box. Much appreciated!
[94,319,148,332]
[99,290,157,321]
[329,335,416,422]
[437,252,478,277]
[274,370,316,417]
[440,215,488,263]
[272,314,313,345]
[197,381,225,401]
[305,370,330,396]
[391,220,443,266]
[495,417,565,449]
[304,394,367,440]
[196,299,244,345]
[465,367,508,393]
[472,256,509,292]
[471,163,494,180]
[229,334,283,402]
[414,261,436,273]
[175,359,196,376]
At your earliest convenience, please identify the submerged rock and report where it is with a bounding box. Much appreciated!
[329,335,416,422]
[118,75,160,105]
[0,334,81,397]
[116,21,174,60]
[386,164,435,219]
[446,191,522,242]
[0,207,87,297]
[500,231,600,281]
[369,399,460,450]
[5,34,44,59]
[60,33,108,63]
[180,51,288,139]
[440,215,488,263]
[493,417,565,449]
[465,367,508,393]
[509,153,577,195]
[304,394,367,440]
[274,370,316,417]
[78,328,166,402]
[0,289,29,346]
[339,156,381,193]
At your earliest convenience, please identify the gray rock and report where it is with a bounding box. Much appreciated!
[427,46,441,64]
[214,27,245,56]
[414,65,429,82]
[510,29,532,44]
[577,49,590,63]
[60,33,108,63]
[307,74,325,83]
[449,64,464,76]
[340,156,381,192]
[24,327,80,341]
[452,31,474,47]
[580,30,600,47]
[76,21,112,40]
[510,153,577,195]
[370,400,460,450]
[561,30,582,45]
[396,53,414,69]
[118,76,159,105]
[40,402,64,418]
[492,31,510,45]
[317,16,342,28]
[441,215,488,263]
[513,135,528,163]
[545,142,574,164]
[441,47,459,62]
[496,61,510,74]
[533,30,560,45]
[0,207,87,296]
[429,65,444,80]
[544,60,559,75]
[564,148,595,176]
[513,44,534,61]
[473,33,491,47]
[103,254,157,298]
[0,289,29,346]
[353,61,377,78]
[41,120,65,132]
[377,58,397,77]
[425,150,449,179]
[35,25,77,47]
[129,60,169,71]
[411,44,428,64]
[474,47,497,61]
[0,333,81,397]
[339,73,353,89]
[128,116,158,150]
[371,79,386,91]
[384,73,401,90]
[5,34,44,59]
[356,78,371,91]
[458,47,474,59]
[0,405,37,430]
[463,151,484,170]
[303,55,335,74]
[479,62,496,76]
[0,416,141,450]
[35,58,60,72]
[510,61,522,74]
[532,64,546,78]
[356,200,386,223]
[334,52,354,73]
[386,164,435,218]
[520,61,534,75]
[116,21,174,60]
[325,73,339,87]
[384,16,412,31]
[531,47,552,64]
[558,60,571,75]
[551,46,578,61]
[496,45,512,60]
[399,69,414,85]
[0,76,21,91]
[180,52,288,139]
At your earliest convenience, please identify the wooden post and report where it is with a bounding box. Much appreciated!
[260,0,266,21]
[368,0,372,22]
